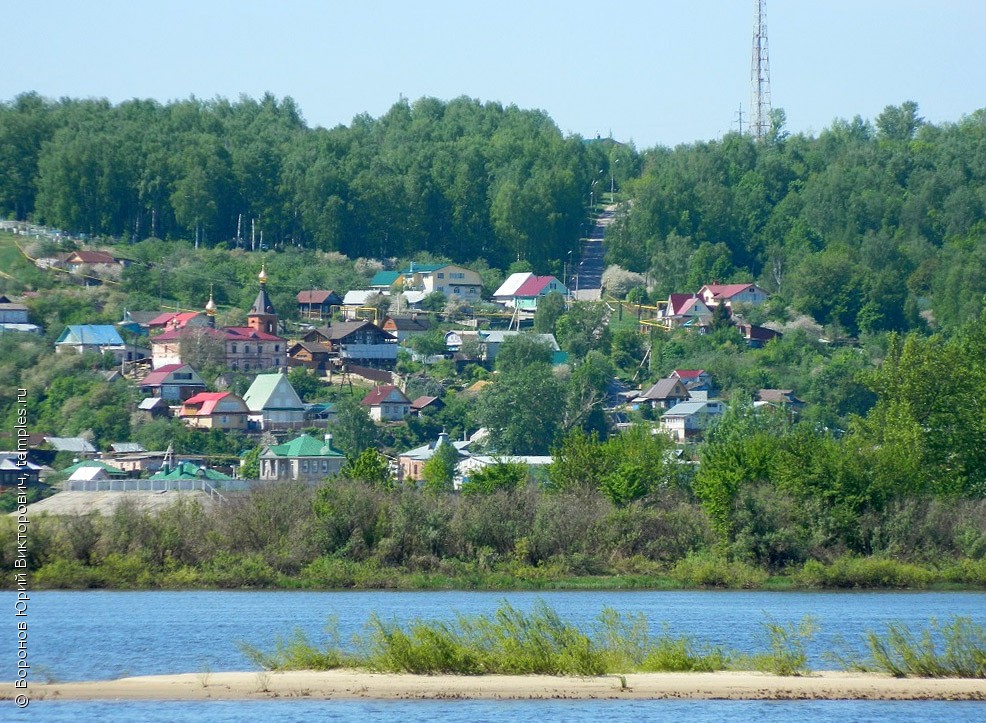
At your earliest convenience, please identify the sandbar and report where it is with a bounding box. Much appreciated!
[5,670,986,701]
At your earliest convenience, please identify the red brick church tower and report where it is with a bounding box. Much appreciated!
[247,264,278,335]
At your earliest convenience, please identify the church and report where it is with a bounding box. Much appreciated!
[150,265,287,371]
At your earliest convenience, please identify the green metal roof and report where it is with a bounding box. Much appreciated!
[370,270,401,287]
[59,459,127,476]
[150,461,232,481]
[243,372,303,412]
[265,433,344,458]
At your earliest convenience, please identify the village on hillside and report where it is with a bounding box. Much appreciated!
[1,228,804,514]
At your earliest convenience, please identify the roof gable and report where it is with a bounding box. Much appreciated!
[182,391,248,416]
[640,378,688,400]
[514,275,563,297]
[361,384,410,406]
[140,364,203,387]
[66,250,117,265]
[369,271,401,287]
[297,290,340,304]
[243,373,304,412]
[493,272,533,297]
[672,369,706,380]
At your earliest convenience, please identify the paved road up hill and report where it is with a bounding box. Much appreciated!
[570,204,615,301]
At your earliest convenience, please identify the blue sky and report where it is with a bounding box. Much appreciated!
[6,1,985,148]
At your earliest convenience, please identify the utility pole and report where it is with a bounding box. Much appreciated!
[749,0,772,140]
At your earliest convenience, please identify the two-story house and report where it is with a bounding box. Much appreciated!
[301,321,397,369]
[697,283,769,308]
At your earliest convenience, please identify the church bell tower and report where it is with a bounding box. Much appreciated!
[247,264,278,335]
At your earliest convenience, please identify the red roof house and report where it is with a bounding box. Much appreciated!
[697,283,768,308]
[361,384,412,422]
[179,392,250,430]
[139,363,206,401]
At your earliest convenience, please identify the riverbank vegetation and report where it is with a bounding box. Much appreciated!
[240,601,985,679]
[4,480,985,591]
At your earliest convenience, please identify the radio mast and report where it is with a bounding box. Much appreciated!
[749,0,772,140]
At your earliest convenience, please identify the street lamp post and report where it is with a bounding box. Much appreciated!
[565,250,573,296]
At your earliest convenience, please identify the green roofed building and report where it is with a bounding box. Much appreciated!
[258,433,345,483]
[369,270,402,290]
[60,459,127,477]
[150,461,232,481]
[243,372,305,431]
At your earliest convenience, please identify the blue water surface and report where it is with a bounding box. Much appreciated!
[10,699,986,723]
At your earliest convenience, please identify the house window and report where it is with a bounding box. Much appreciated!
[244,345,250,353]
[221,416,228,424]
[244,363,250,371]
[321,461,328,472]
[274,345,279,352]
[231,344,238,353]
[302,460,309,473]
[438,273,445,279]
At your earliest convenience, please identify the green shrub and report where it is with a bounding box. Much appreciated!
[202,552,278,588]
[742,616,816,676]
[940,558,986,587]
[795,556,934,589]
[240,627,349,671]
[669,553,768,588]
[862,617,986,678]
[32,559,101,589]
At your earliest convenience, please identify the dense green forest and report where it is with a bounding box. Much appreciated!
[610,103,986,334]
[0,92,620,271]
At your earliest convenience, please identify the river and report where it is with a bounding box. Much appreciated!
[6,589,986,721]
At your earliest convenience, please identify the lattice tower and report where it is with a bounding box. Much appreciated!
[749,0,772,140]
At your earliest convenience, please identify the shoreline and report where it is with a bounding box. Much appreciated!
[6,670,986,702]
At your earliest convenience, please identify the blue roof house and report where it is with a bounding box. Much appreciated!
[56,324,144,363]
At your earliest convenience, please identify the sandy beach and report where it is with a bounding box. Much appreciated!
[5,670,986,702]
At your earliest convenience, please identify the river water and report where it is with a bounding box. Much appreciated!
[5,589,986,721]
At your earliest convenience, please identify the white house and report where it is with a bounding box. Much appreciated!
[697,283,769,308]
[361,384,412,422]
[660,400,726,442]
[405,263,483,298]
[659,294,713,328]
